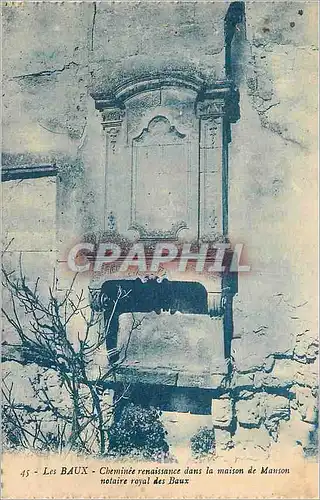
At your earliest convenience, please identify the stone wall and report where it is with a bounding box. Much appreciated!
[2,174,57,292]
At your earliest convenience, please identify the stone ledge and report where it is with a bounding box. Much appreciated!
[1,164,57,182]
[112,365,228,389]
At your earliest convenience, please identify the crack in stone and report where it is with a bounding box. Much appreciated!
[259,114,306,149]
[257,101,280,114]
[12,61,79,80]
[37,122,68,135]
[91,2,97,51]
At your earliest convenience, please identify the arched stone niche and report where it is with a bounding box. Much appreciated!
[92,74,239,241]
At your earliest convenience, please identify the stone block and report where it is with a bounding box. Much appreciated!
[214,428,234,451]
[264,395,290,440]
[115,366,178,386]
[252,357,319,392]
[277,410,317,452]
[236,394,263,427]
[237,389,256,400]
[177,372,227,390]
[265,395,290,418]
[231,372,254,389]
[262,358,296,388]
[293,333,319,364]
[211,398,233,428]
[233,426,271,460]
[117,312,226,383]
[253,366,294,390]
[252,358,319,394]
[294,360,319,391]
[293,386,318,424]
[231,333,293,374]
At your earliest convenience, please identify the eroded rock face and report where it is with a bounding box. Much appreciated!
[292,386,318,425]
[293,333,319,364]
[211,398,233,429]
[264,395,290,441]
[236,394,263,428]
[232,427,271,460]
[211,328,318,457]
[2,360,114,452]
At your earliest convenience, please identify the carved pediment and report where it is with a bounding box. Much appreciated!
[133,116,186,145]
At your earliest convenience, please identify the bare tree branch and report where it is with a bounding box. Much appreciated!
[2,261,143,455]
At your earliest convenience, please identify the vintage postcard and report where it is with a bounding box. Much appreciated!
[1,0,319,498]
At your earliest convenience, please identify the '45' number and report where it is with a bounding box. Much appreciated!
[20,470,30,478]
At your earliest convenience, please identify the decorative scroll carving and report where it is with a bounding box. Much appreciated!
[105,127,121,153]
[101,107,125,125]
[90,278,209,315]
[102,106,125,154]
[129,220,188,241]
[89,287,106,312]
[133,115,186,144]
[208,292,224,317]
[196,99,225,119]
[107,211,116,231]
[138,274,167,284]
[202,118,220,148]
[208,209,218,230]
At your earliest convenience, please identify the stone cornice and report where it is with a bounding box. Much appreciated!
[1,164,57,182]
[92,74,239,120]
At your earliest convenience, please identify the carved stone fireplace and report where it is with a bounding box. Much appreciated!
[88,72,240,406]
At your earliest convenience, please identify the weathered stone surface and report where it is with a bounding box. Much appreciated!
[293,333,319,364]
[236,394,263,427]
[2,361,46,410]
[294,361,319,391]
[214,429,234,452]
[117,312,226,385]
[276,410,317,454]
[233,427,271,460]
[231,331,293,374]
[90,3,227,93]
[114,366,178,387]
[211,398,233,429]
[230,372,254,390]
[253,358,319,391]
[264,395,290,441]
[2,361,72,413]
[253,360,294,390]
[292,386,318,425]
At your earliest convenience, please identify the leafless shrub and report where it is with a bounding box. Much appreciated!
[1,256,143,455]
